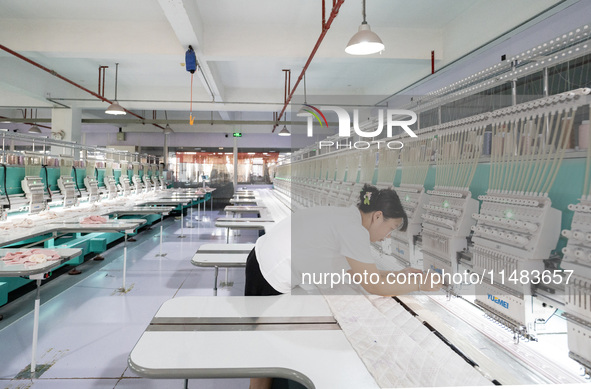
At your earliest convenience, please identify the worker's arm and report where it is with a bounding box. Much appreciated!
[346,257,442,296]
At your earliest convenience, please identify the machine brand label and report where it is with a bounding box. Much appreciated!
[487,294,509,309]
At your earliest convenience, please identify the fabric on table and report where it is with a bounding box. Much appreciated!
[80,215,108,224]
[1,248,61,266]
[0,218,35,230]
[323,294,492,387]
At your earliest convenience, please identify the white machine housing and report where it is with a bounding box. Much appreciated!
[132,175,145,194]
[561,197,591,373]
[151,175,161,190]
[21,176,46,214]
[119,174,132,196]
[142,174,153,191]
[378,184,429,269]
[84,176,100,203]
[471,192,561,336]
[104,175,118,199]
[57,175,77,207]
[421,188,479,279]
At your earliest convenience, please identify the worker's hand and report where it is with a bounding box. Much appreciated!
[399,267,423,275]
[418,271,443,292]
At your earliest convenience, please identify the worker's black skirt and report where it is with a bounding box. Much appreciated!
[244,248,282,296]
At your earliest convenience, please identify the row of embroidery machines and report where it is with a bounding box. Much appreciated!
[0,132,167,218]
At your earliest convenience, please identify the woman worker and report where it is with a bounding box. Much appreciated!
[244,184,441,389]
[245,183,441,296]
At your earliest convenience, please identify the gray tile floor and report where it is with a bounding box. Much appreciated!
[0,209,257,388]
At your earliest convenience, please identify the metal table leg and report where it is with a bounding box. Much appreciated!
[187,200,194,228]
[120,232,128,291]
[30,279,42,374]
[156,213,166,257]
[214,266,219,296]
[178,203,186,238]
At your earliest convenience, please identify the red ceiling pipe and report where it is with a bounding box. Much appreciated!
[322,0,326,29]
[282,69,292,104]
[0,44,164,130]
[431,50,435,74]
[272,0,345,132]
[98,65,108,97]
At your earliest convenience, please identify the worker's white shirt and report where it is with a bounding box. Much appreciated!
[255,206,374,293]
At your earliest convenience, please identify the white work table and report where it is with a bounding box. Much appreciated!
[191,243,255,295]
[136,198,193,238]
[0,248,81,277]
[214,219,275,243]
[0,218,145,247]
[104,206,173,257]
[47,219,146,291]
[0,248,82,376]
[138,199,191,207]
[229,198,259,205]
[193,243,255,256]
[154,194,207,228]
[215,217,274,223]
[151,295,335,324]
[104,206,174,217]
[223,205,266,216]
[128,296,378,389]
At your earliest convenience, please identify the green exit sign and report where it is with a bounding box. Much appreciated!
[233,132,242,137]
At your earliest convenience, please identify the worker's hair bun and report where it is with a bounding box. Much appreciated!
[357,183,408,231]
[358,184,380,213]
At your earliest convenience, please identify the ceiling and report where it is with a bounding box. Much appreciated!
[0,0,566,137]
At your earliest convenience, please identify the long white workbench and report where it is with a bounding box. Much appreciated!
[128,296,378,389]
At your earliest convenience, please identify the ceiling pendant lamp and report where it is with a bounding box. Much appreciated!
[163,111,174,134]
[106,63,126,115]
[297,71,310,116]
[28,125,42,134]
[28,109,42,133]
[278,124,291,137]
[345,0,384,55]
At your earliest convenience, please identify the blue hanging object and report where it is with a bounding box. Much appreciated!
[185,45,197,74]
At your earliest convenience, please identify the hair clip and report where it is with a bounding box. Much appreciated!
[363,191,372,205]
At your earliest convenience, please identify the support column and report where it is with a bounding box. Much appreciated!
[51,108,82,157]
[164,133,169,168]
[233,136,238,191]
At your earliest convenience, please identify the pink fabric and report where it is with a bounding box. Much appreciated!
[80,215,108,224]
[1,249,61,266]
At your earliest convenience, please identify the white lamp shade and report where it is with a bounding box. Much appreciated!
[164,124,174,134]
[278,125,291,136]
[297,106,313,116]
[105,101,126,115]
[345,23,384,55]
[28,125,42,134]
